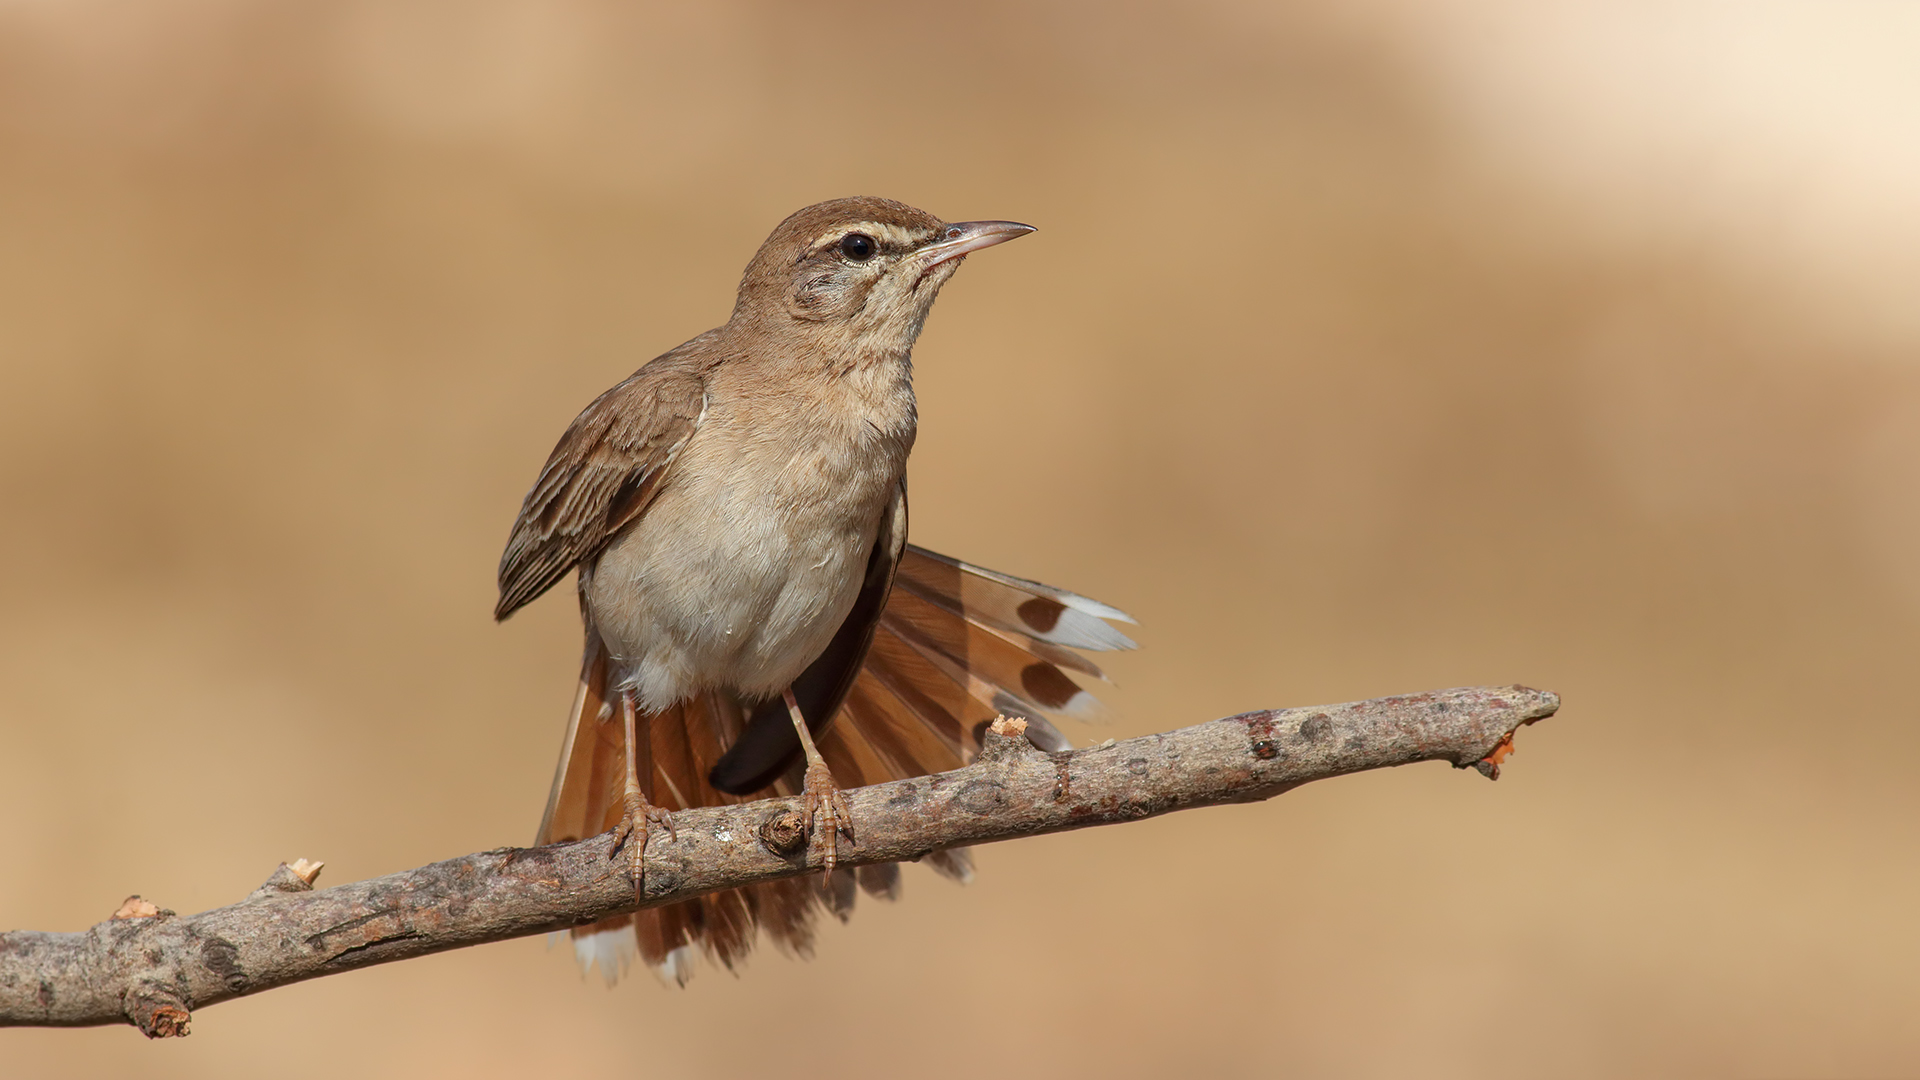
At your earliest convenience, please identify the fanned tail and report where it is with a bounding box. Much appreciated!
[538,545,1134,985]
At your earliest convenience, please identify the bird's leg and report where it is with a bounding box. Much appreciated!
[783,686,853,875]
[608,688,675,902]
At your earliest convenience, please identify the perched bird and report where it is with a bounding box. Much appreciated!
[496,196,1135,985]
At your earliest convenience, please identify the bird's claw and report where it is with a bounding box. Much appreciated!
[609,793,675,900]
[801,761,854,876]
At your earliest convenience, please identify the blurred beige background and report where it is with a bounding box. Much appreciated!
[4,1,1919,1076]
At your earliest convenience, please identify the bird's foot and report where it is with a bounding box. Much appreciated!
[609,793,676,901]
[801,761,855,875]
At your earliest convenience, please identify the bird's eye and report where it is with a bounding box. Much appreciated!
[839,233,876,262]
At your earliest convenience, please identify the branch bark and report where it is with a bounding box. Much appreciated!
[0,684,1558,1036]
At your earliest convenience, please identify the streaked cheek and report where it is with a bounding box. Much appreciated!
[790,272,838,317]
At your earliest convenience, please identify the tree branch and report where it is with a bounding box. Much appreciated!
[0,684,1558,1036]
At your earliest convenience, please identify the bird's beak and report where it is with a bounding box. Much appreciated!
[919,220,1036,268]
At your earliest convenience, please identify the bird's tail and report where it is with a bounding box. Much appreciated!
[536,545,1135,986]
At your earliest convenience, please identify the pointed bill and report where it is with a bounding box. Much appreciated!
[920,220,1037,268]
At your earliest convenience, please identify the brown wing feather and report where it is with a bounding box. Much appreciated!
[495,343,713,621]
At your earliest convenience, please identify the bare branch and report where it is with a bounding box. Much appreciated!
[0,685,1558,1036]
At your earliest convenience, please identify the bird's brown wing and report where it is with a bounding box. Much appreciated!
[495,346,711,621]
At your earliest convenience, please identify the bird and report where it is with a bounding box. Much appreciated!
[495,196,1136,986]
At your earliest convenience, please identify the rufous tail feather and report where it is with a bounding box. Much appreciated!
[537,546,1132,985]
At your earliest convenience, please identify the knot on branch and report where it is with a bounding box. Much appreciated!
[124,981,190,1039]
[758,811,807,857]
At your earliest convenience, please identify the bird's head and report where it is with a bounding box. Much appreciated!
[731,196,1034,357]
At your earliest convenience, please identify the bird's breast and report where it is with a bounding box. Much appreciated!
[585,365,913,710]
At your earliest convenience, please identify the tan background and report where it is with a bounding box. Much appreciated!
[4,2,1919,1076]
